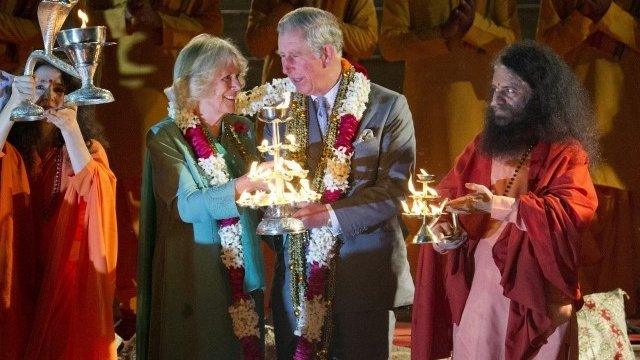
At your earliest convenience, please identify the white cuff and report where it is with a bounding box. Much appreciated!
[326,204,342,235]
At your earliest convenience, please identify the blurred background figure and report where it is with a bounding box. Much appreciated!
[0,0,40,74]
[380,0,520,277]
[245,0,378,83]
[380,0,521,179]
[537,0,640,316]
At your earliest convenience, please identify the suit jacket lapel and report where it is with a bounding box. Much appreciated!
[353,91,375,144]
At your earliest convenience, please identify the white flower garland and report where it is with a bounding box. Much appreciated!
[219,222,244,268]
[336,71,369,119]
[307,227,337,267]
[294,295,329,342]
[229,298,261,338]
[169,101,231,186]
[169,101,259,345]
[322,72,369,192]
[235,77,296,116]
[298,68,370,344]
[323,147,353,191]
[168,101,199,130]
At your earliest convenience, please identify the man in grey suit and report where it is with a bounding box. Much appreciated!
[266,7,415,359]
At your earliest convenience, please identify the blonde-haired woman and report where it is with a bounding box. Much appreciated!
[137,34,267,360]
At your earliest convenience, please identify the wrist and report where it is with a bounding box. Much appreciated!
[60,122,83,141]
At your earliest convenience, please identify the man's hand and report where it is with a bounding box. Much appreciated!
[126,0,162,43]
[441,10,461,40]
[293,202,329,229]
[441,0,475,40]
[578,0,612,22]
[431,221,468,254]
[454,0,475,34]
[447,183,493,214]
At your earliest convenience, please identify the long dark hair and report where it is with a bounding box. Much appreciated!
[482,41,600,162]
[6,64,108,170]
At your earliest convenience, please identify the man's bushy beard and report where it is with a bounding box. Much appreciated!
[480,100,542,159]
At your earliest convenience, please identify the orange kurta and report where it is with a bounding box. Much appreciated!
[20,141,118,360]
[0,143,35,360]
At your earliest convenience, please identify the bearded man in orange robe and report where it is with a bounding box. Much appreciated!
[411,41,599,360]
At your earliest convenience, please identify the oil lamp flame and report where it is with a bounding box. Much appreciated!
[77,9,89,28]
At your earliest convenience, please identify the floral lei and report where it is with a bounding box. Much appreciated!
[168,103,262,360]
[285,59,370,359]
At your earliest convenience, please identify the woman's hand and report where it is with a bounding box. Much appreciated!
[45,106,80,135]
[235,161,274,196]
[8,75,36,105]
[447,183,493,214]
[45,106,92,174]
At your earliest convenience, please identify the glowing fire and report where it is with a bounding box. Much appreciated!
[403,168,444,216]
[78,9,89,28]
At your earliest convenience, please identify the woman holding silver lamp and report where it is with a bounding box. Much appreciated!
[0,63,118,359]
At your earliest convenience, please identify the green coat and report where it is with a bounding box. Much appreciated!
[136,115,264,360]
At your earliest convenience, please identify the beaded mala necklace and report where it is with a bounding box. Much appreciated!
[42,147,64,218]
[501,144,534,196]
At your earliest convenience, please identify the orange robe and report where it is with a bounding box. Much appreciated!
[17,141,118,360]
[0,143,35,360]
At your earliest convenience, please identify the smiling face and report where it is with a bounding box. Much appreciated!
[34,65,65,109]
[197,63,242,125]
[489,64,533,125]
[277,29,337,96]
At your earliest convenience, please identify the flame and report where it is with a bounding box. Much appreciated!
[77,10,89,28]
[249,161,258,175]
[285,182,297,195]
[425,186,438,197]
[299,179,310,190]
[407,175,419,196]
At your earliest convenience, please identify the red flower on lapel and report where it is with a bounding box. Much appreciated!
[232,121,249,135]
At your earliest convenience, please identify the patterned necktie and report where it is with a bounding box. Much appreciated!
[315,96,328,136]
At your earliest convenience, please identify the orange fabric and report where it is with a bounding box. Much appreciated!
[19,142,118,360]
[0,143,35,360]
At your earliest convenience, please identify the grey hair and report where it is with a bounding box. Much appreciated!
[171,34,248,111]
[277,7,343,56]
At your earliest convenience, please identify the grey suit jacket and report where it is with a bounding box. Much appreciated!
[266,82,415,313]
